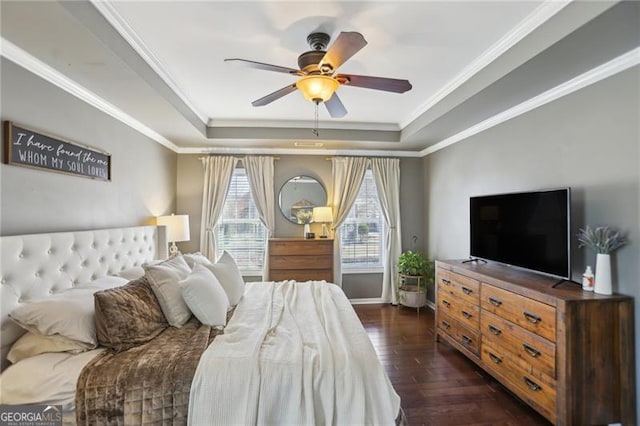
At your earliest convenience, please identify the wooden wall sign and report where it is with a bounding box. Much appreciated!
[3,121,111,181]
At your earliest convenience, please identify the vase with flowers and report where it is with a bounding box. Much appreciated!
[295,209,313,238]
[577,225,628,295]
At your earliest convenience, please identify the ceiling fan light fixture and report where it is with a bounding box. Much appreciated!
[296,75,339,103]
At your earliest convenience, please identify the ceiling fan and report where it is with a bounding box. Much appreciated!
[225,31,412,118]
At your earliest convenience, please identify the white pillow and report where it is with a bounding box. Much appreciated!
[8,276,128,347]
[0,350,103,406]
[144,255,192,327]
[203,251,245,305]
[115,266,145,281]
[179,264,230,327]
[7,332,91,364]
[183,252,212,269]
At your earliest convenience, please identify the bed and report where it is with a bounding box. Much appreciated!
[0,225,403,425]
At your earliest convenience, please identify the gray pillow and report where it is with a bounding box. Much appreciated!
[143,255,192,327]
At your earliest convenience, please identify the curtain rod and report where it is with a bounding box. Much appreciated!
[197,156,280,160]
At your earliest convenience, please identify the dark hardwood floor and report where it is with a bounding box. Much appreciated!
[353,303,552,426]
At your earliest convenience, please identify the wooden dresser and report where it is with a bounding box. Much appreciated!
[435,260,635,425]
[268,238,333,282]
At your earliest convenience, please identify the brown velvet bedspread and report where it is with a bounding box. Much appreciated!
[75,317,224,425]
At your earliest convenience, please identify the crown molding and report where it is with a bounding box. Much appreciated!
[4,34,634,160]
[90,0,208,125]
[1,38,180,153]
[176,145,423,158]
[208,118,400,132]
[401,0,572,128]
[90,0,572,135]
[421,47,640,157]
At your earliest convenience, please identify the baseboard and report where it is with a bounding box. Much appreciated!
[350,298,437,308]
[349,298,384,305]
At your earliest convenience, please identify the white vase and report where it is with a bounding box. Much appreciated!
[594,253,612,295]
[303,223,310,238]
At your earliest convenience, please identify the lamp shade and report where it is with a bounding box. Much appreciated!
[296,75,339,102]
[157,214,190,243]
[312,206,333,223]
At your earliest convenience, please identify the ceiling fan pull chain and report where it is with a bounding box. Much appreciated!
[313,100,320,137]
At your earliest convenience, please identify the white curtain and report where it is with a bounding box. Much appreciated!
[371,158,402,304]
[330,157,369,286]
[243,156,275,280]
[200,156,238,261]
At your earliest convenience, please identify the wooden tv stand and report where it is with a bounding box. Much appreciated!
[435,260,635,425]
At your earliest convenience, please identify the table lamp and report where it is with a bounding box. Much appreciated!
[312,206,333,239]
[157,214,190,256]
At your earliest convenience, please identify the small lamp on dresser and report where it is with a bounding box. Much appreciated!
[157,214,190,256]
[312,206,333,239]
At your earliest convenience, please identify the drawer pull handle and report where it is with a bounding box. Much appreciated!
[523,377,542,392]
[488,352,502,364]
[523,311,542,324]
[441,320,451,329]
[461,286,473,295]
[488,325,502,335]
[441,278,451,285]
[488,297,502,307]
[461,310,473,319]
[522,343,541,358]
[442,300,451,308]
[461,335,473,345]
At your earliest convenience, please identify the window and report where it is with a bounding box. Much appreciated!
[340,170,385,271]
[216,167,266,275]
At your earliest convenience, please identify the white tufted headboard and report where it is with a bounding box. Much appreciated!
[0,225,168,370]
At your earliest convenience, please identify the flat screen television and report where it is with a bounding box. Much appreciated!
[470,188,571,279]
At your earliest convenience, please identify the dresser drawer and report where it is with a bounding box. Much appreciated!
[482,342,557,423]
[481,284,556,341]
[437,269,480,305]
[270,254,332,270]
[436,311,458,338]
[481,310,556,378]
[454,323,481,355]
[437,289,480,330]
[270,240,333,255]
[437,310,480,355]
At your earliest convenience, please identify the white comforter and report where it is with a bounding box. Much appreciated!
[188,280,401,425]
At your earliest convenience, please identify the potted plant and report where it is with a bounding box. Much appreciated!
[295,209,313,237]
[397,251,434,309]
[577,225,628,295]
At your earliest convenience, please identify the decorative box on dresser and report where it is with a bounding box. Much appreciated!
[435,260,635,425]
[268,238,333,282]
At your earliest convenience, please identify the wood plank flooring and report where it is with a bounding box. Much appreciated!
[353,304,552,426]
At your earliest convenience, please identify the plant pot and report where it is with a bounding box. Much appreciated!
[594,253,612,295]
[398,285,427,308]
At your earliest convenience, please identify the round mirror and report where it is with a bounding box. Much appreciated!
[278,176,327,224]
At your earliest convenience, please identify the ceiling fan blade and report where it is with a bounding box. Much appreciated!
[251,84,298,106]
[319,32,367,73]
[324,93,347,118]
[336,73,412,93]
[225,58,303,75]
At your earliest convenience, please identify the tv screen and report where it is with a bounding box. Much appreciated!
[470,188,570,279]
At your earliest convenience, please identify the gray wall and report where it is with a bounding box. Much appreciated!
[423,67,639,415]
[0,59,177,235]
[176,154,425,299]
